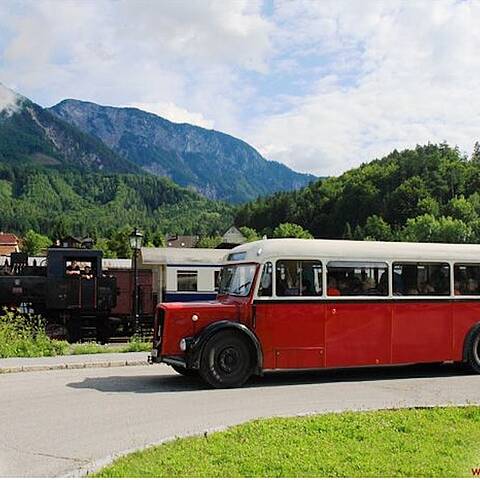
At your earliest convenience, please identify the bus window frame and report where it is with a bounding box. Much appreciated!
[252,257,480,301]
[453,263,480,297]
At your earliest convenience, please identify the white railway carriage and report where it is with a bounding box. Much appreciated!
[140,247,230,302]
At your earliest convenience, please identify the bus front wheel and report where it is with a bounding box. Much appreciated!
[466,327,480,374]
[199,331,253,388]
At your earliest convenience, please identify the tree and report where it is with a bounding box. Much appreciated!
[444,196,477,223]
[238,226,260,242]
[272,223,313,239]
[400,214,473,243]
[94,238,118,258]
[20,230,51,255]
[471,141,480,163]
[197,236,222,248]
[363,215,393,241]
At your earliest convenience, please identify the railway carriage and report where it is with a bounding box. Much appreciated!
[150,238,480,388]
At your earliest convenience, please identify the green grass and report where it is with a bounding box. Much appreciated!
[0,309,149,358]
[0,310,69,358]
[94,407,480,478]
[68,340,150,355]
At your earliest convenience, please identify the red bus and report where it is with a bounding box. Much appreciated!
[149,239,480,388]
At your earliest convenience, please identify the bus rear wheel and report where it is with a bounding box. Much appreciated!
[466,327,480,374]
[199,331,253,388]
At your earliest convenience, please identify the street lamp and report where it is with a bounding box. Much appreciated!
[129,228,144,336]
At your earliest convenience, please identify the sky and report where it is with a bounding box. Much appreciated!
[0,0,479,176]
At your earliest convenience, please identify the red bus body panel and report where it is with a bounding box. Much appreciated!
[156,296,480,370]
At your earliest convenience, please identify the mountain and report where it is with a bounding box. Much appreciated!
[0,84,138,174]
[0,84,233,242]
[235,144,480,244]
[49,99,315,203]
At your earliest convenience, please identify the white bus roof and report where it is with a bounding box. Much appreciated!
[227,238,480,264]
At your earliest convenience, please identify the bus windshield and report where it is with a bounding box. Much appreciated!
[218,264,257,297]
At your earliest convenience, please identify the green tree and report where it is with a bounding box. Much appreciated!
[238,226,260,242]
[20,230,51,255]
[471,141,480,163]
[197,236,222,248]
[95,238,118,258]
[272,223,313,239]
[363,215,393,241]
[444,196,477,222]
[400,214,473,243]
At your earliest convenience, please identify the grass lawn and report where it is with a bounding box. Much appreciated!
[68,340,150,355]
[94,407,480,478]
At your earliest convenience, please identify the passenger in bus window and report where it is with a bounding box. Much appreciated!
[467,278,479,294]
[327,277,340,296]
[362,277,378,295]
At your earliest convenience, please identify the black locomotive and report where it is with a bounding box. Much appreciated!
[0,247,117,342]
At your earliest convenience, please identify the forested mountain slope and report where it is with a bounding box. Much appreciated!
[50,99,315,203]
[0,164,233,242]
[236,144,480,243]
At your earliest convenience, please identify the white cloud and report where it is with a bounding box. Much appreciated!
[0,82,22,115]
[0,0,272,133]
[1,0,480,176]
[128,101,215,129]
[250,0,480,175]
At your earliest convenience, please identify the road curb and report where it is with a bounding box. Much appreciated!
[0,359,148,374]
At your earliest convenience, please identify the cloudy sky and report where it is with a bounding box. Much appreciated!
[0,0,479,176]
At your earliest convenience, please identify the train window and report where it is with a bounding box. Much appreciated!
[65,259,95,279]
[454,264,480,295]
[393,263,450,296]
[276,260,322,297]
[327,261,388,296]
[258,262,273,297]
[177,270,198,292]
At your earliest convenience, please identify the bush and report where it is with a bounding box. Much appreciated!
[0,309,69,358]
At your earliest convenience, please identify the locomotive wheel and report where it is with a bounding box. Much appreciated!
[171,365,197,377]
[465,326,480,374]
[199,331,254,389]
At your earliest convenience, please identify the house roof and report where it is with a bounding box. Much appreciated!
[222,226,246,245]
[165,235,199,248]
[0,233,19,245]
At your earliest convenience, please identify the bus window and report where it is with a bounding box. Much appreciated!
[393,263,450,296]
[258,262,273,297]
[327,261,388,296]
[275,260,322,297]
[454,264,480,295]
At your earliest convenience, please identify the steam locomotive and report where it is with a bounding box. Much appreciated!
[0,246,154,342]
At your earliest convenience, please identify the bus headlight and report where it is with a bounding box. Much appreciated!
[179,338,187,351]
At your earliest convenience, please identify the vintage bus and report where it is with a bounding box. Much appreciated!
[149,239,480,388]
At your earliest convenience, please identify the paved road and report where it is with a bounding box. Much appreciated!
[1,363,480,477]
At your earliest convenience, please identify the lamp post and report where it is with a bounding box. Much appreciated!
[129,228,144,336]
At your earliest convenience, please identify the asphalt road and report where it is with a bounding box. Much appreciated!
[1,362,480,477]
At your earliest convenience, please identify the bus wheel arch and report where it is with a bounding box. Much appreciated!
[191,322,263,388]
[463,322,480,373]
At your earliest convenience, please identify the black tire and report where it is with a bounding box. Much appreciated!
[465,326,480,374]
[171,365,197,377]
[199,330,254,388]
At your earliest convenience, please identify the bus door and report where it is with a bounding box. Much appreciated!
[324,261,391,368]
[254,260,326,370]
